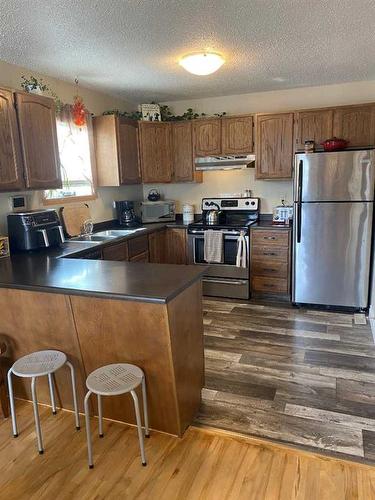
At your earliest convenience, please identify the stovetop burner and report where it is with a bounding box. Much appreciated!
[188,196,260,233]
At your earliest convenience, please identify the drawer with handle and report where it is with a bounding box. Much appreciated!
[251,260,288,278]
[252,230,289,247]
[251,276,288,294]
[251,245,288,261]
[128,235,148,258]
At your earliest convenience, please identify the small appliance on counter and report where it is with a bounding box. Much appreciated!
[114,200,141,227]
[182,204,194,224]
[272,202,293,225]
[140,200,176,223]
[7,209,65,251]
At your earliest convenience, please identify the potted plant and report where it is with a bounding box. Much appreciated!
[20,75,64,113]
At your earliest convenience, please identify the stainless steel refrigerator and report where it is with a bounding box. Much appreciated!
[292,150,374,309]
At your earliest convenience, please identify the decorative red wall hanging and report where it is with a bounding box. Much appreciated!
[72,78,86,127]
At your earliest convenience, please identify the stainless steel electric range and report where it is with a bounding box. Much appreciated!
[187,197,260,299]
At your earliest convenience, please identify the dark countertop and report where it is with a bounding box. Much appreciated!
[0,222,204,304]
[252,220,292,230]
[0,254,205,304]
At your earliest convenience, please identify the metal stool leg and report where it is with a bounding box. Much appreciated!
[131,390,146,466]
[66,361,80,430]
[48,373,57,415]
[84,391,94,469]
[31,377,43,454]
[98,394,104,437]
[7,369,18,437]
[141,376,150,438]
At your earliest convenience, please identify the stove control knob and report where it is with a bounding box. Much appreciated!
[205,201,209,206]
[245,201,249,205]
[251,201,256,206]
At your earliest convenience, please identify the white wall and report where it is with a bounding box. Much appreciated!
[0,59,142,234]
[143,170,291,214]
[155,80,375,214]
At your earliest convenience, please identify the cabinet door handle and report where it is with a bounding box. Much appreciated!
[262,268,277,272]
[263,236,276,240]
[263,252,277,256]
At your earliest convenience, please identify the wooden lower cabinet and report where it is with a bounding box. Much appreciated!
[102,235,149,262]
[129,250,149,262]
[166,228,187,264]
[148,229,166,263]
[251,227,291,296]
[102,241,129,261]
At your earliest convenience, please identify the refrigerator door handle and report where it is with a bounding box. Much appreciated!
[297,159,303,202]
[296,160,303,243]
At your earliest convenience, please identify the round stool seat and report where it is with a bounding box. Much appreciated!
[12,350,67,377]
[86,363,144,396]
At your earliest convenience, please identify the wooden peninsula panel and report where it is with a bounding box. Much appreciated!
[167,281,204,434]
[70,296,179,434]
[0,277,204,436]
[70,280,204,436]
[0,289,86,410]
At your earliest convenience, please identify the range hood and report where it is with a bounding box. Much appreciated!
[195,154,256,171]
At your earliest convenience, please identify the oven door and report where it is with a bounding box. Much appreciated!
[188,230,249,279]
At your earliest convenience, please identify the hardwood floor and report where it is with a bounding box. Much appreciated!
[196,298,375,463]
[1,400,375,499]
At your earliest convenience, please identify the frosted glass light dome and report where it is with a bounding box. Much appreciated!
[179,52,225,76]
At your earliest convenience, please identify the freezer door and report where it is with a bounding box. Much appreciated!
[294,150,375,202]
[292,201,373,307]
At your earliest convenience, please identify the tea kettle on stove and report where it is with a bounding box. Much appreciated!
[206,202,222,225]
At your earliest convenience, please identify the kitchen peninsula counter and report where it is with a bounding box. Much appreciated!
[0,249,205,437]
[0,253,205,303]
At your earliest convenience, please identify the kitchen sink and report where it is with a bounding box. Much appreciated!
[70,234,117,242]
[94,228,146,237]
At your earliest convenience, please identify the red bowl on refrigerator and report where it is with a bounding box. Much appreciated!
[321,137,349,151]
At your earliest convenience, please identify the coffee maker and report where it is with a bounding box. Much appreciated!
[7,209,65,251]
[114,200,141,227]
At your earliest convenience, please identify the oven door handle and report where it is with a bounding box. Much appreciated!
[202,278,248,285]
[188,230,243,236]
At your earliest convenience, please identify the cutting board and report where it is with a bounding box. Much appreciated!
[60,203,92,237]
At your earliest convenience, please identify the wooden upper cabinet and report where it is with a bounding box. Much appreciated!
[222,115,253,154]
[193,118,221,157]
[294,109,333,150]
[93,115,141,186]
[139,122,172,183]
[118,119,141,184]
[256,113,294,179]
[0,88,24,191]
[15,92,61,189]
[172,121,202,183]
[333,105,375,147]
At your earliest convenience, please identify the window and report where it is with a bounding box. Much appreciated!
[43,105,96,203]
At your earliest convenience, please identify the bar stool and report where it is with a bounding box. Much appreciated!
[84,363,149,469]
[7,349,80,454]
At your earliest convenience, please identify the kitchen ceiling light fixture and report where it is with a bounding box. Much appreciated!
[179,52,225,76]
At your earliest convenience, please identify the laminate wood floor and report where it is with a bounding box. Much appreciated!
[195,298,375,464]
[1,400,375,500]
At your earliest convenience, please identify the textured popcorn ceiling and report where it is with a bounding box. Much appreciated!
[0,0,374,103]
